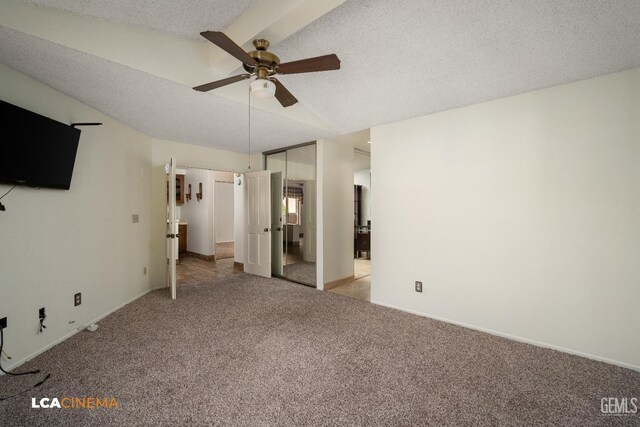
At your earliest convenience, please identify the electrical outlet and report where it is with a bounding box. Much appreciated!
[0,317,6,329]
[39,307,45,320]
[415,281,423,293]
[74,292,82,307]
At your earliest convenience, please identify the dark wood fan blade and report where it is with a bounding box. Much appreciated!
[200,31,258,66]
[193,74,250,92]
[276,54,340,75]
[271,78,298,107]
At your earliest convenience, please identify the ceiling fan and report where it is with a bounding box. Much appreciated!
[193,31,340,107]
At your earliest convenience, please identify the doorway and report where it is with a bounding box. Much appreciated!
[328,146,371,301]
[264,143,317,287]
[174,167,240,286]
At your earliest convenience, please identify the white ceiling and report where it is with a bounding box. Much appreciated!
[0,25,334,152]
[2,0,640,154]
[274,0,640,133]
[17,0,257,39]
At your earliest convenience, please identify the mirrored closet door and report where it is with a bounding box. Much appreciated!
[265,143,316,287]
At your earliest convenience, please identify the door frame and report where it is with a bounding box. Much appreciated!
[166,158,177,300]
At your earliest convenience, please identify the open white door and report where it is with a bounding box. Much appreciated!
[166,158,177,299]
[271,172,283,276]
[245,170,271,278]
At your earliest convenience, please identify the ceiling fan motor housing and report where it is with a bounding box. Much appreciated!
[242,39,280,74]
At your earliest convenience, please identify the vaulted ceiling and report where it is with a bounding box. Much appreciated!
[1,0,639,153]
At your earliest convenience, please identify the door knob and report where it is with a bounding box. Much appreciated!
[264,228,270,232]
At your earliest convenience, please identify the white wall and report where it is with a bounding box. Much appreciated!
[265,156,315,181]
[181,169,234,255]
[354,169,371,226]
[302,181,317,262]
[214,181,234,243]
[317,139,354,288]
[371,68,640,370]
[0,64,152,370]
[181,168,214,256]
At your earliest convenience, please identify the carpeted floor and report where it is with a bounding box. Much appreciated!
[1,273,639,425]
[215,241,234,260]
[282,261,316,286]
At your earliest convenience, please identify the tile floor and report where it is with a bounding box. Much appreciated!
[176,256,240,286]
[177,254,371,303]
[327,258,371,302]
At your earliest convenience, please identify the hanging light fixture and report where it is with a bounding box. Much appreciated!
[250,78,276,98]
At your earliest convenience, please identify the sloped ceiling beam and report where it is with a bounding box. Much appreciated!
[208,0,346,74]
[0,0,214,84]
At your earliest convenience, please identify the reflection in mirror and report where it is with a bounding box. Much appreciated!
[265,144,316,287]
[267,152,286,277]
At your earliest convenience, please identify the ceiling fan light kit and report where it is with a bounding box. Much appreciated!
[250,79,276,98]
[194,31,340,107]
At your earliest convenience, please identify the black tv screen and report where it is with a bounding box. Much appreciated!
[0,99,81,190]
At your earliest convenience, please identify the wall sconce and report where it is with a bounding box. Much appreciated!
[185,184,192,202]
[196,183,203,201]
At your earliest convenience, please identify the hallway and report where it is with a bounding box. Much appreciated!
[327,258,371,301]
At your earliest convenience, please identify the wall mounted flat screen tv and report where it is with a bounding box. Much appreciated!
[0,99,81,190]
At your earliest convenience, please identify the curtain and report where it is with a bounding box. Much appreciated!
[283,186,303,203]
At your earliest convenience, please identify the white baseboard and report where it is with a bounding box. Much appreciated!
[371,299,640,373]
[2,287,155,373]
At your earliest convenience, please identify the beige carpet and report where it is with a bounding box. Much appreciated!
[1,273,638,425]
[215,241,234,260]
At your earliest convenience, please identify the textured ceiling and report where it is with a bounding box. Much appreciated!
[2,0,640,155]
[17,0,257,38]
[274,0,640,134]
[0,25,333,153]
